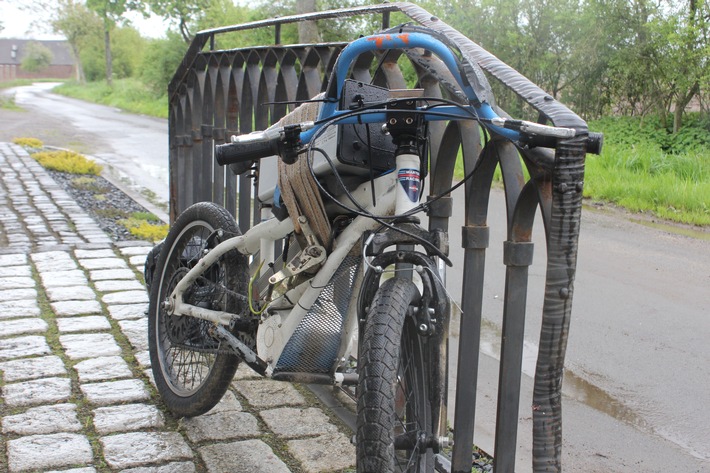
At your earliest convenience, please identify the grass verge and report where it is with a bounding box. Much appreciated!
[586,116,709,226]
[0,95,22,111]
[584,143,709,225]
[450,117,709,227]
[53,78,168,119]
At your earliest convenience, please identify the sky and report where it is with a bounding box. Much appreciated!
[0,1,169,40]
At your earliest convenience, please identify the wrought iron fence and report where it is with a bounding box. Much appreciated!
[168,3,600,472]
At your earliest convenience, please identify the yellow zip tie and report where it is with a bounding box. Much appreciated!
[248,260,269,315]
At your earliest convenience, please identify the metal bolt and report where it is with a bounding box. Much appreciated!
[558,183,568,193]
[419,323,428,333]
[559,287,570,299]
[576,181,584,192]
[389,118,397,125]
[405,117,414,125]
[438,436,452,449]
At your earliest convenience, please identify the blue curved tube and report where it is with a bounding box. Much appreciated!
[309,32,519,143]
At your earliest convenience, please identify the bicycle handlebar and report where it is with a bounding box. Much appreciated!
[215,122,316,166]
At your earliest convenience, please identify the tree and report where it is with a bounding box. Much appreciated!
[195,0,280,49]
[664,0,708,132]
[296,0,319,43]
[147,0,210,43]
[21,42,53,72]
[140,31,188,94]
[86,0,144,85]
[51,1,103,83]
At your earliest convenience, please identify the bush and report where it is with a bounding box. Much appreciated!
[590,114,710,154]
[21,42,53,73]
[119,215,168,242]
[31,150,103,175]
[13,137,44,149]
[140,32,187,96]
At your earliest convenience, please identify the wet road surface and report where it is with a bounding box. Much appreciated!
[4,83,169,206]
[3,84,709,472]
[446,191,710,472]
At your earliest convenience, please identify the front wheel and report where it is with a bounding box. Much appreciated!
[148,202,248,418]
[357,277,434,473]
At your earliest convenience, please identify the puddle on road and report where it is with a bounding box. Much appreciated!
[560,369,650,431]
[449,312,710,461]
[472,318,651,431]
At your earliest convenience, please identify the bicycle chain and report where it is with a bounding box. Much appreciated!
[168,275,257,355]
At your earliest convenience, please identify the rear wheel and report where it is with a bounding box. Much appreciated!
[357,277,434,473]
[148,202,249,417]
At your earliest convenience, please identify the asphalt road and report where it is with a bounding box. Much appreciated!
[445,188,710,472]
[1,83,169,208]
[2,84,708,472]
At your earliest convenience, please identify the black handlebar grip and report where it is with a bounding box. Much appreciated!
[215,139,279,166]
[522,131,605,155]
[586,132,604,155]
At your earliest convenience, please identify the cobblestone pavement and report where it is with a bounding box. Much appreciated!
[0,143,355,473]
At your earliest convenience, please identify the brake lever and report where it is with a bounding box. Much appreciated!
[490,117,576,138]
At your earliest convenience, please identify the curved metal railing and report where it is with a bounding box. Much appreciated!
[168,3,597,472]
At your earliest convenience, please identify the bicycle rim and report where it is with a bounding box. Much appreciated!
[156,221,225,396]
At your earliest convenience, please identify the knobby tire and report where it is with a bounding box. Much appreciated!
[148,202,247,418]
[357,277,434,473]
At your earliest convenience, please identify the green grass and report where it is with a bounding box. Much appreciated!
[448,117,710,226]
[53,78,168,118]
[0,95,22,111]
[584,143,709,225]
[585,116,710,226]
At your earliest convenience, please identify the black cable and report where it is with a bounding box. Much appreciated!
[310,95,479,127]
[307,101,481,216]
[307,141,451,262]
[299,98,492,262]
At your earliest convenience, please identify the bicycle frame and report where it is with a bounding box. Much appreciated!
[166,161,402,379]
[164,31,490,381]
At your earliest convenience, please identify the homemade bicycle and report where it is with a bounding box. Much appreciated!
[147,27,586,472]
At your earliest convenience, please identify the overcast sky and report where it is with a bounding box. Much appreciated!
[0,1,169,40]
